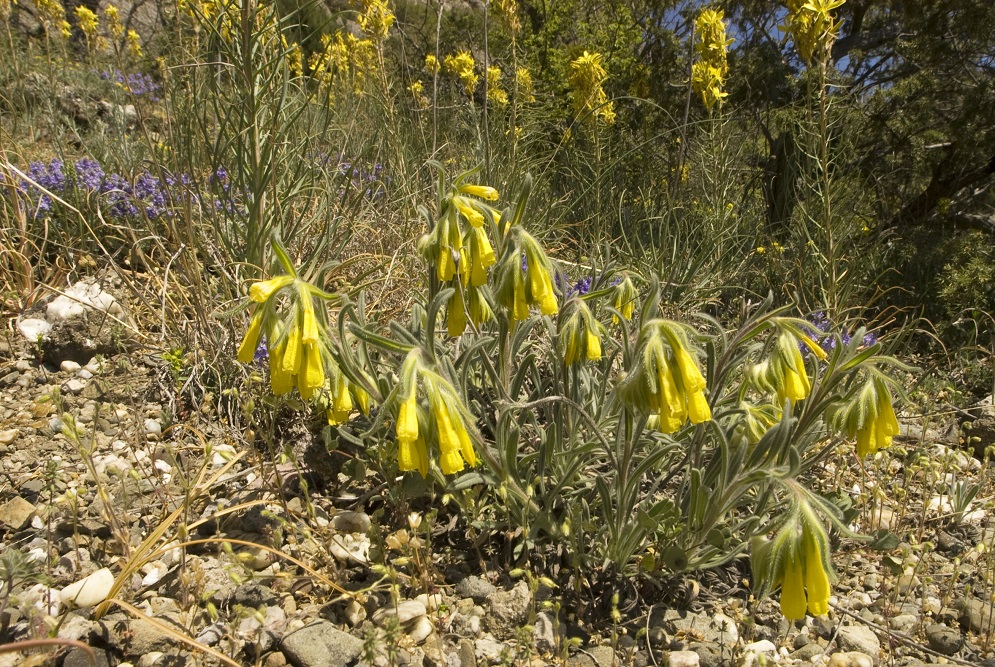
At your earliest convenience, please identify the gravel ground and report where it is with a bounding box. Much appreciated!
[2,285,995,667]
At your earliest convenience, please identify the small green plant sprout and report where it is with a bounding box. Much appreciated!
[750,495,834,620]
[946,479,981,524]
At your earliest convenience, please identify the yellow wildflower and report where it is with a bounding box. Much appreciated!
[358,0,393,41]
[104,4,124,39]
[425,54,439,74]
[486,66,508,107]
[249,275,294,303]
[569,50,614,124]
[444,51,479,96]
[126,30,142,58]
[610,273,638,324]
[516,67,535,103]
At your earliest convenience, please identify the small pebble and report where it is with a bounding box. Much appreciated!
[61,360,82,373]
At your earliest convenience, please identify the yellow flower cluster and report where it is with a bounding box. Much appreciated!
[560,300,602,366]
[495,230,559,325]
[35,0,67,35]
[568,51,615,125]
[691,7,732,109]
[751,502,832,620]
[610,273,638,324]
[492,0,520,35]
[444,51,479,96]
[104,4,124,39]
[425,54,439,74]
[408,80,429,109]
[357,0,393,42]
[395,350,478,477]
[782,0,846,65]
[486,66,508,107]
[618,320,712,433]
[836,376,899,458]
[74,6,100,52]
[237,274,369,425]
[750,326,826,406]
[126,29,142,58]
[280,34,303,78]
[310,32,378,98]
[418,181,501,337]
[515,67,535,103]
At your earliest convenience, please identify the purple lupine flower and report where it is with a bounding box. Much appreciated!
[253,340,269,364]
[102,173,139,217]
[74,158,105,191]
[862,332,878,347]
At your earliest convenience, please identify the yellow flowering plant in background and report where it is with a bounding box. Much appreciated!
[691,7,732,109]
[568,51,615,125]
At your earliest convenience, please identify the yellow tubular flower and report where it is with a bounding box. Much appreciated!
[447,287,468,337]
[352,385,371,416]
[560,314,581,366]
[398,435,430,477]
[671,342,707,394]
[512,269,529,322]
[332,372,353,419]
[780,557,808,621]
[781,367,811,403]
[656,356,686,434]
[437,217,456,282]
[397,390,419,445]
[469,227,496,286]
[434,399,465,475]
[585,328,602,361]
[237,309,264,364]
[458,184,500,201]
[687,389,711,424]
[455,407,477,467]
[281,320,303,374]
[455,197,485,227]
[300,296,319,343]
[298,342,325,400]
[250,275,293,303]
[803,528,831,616]
[269,342,294,395]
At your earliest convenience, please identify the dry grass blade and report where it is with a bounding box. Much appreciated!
[105,598,242,667]
[0,638,96,664]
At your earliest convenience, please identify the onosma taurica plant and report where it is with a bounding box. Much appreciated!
[238,165,908,621]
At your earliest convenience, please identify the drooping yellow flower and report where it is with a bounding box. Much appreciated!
[298,342,325,401]
[268,338,294,396]
[610,274,638,324]
[468,226,496,287]
[250,275,294,303]
[852,377,899,458]
[398,432,429,477]
[281,319,303,374]
[560,303,602,366]
[237,309,265,364]
[447,286,468,337]
[458,183,500,201]
[780,555,807,620]
[687,389,711,424]
[397,391,419,445]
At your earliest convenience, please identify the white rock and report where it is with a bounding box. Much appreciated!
[415,592,443,613]
[666,651,699,667]
[927,495,953,514]
[328,534,370,565]
[137,651,165,667]
[0,429,18,445]
[144,419,162,437]
[22,583,61,616]
[407,615,434,644]
[373,599,427,626]
[828,652,873,667]
[962,508,987,524]
[742,640,779,667]
[16,318,52,341]
[344,599,367,626]
[60,360,82,373]
[78,369,93,380]
[141,561,168,587]
[60,567,115,607]
[46,282,122,323]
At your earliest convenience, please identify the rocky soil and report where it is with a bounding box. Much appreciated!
[2,279,995,667]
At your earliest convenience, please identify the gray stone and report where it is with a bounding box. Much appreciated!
[836,625,880,660]
[473,635,508,665]
[486,581,530,634]
[281,622,363,667]
[126,613,187,654]
[534,612,557,654]
[589,646,615,667]
[888,615,917,633]
[925,623,963,655]
[63,647,113,667]
[235,583,279,608]
[566,654,596,667]
[458,639,476,667]
[64,379,86,394]
[955,597,993,634]
[688,642,723,667]
[0,496,35,530]
[790,644,825,661]
[332,511,371,533]
[456,576,496,603]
